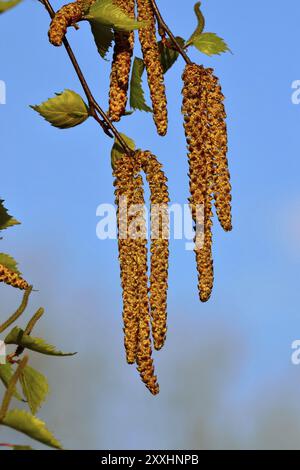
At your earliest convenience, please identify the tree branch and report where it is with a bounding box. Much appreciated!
[150,0,193,65]
[39,0,134,156]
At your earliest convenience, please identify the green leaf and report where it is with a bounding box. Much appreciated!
[0,0,22,14]
[0,254,21,275]
[90,23,113,59]
[189,32,230,56]
[20,366,49,415]
[111,133,135,170]
[158,37,185,74]
[5,327,76,357]
[2,409,62,449]
[85,0,147,31]
[0,364,23,401]
[129,57,152,113]
[0,200,20,231]
[30,89,89,129]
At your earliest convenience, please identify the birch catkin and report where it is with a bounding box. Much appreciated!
[114,152,159,394]
[0,264,29,291]
[207,74,232,232]
[182,64,215,302]
[113,154,141,364]
[108,0,135,122]
[48,2,84,46]
[136,0,168,136]
[139,150,169,351]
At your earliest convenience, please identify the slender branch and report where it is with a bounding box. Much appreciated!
[39,0,134,156]
[0,286,33,334]
[0,356,28,421]
[150,0,193,65]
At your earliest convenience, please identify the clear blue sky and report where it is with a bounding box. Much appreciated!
[1,0,300,449]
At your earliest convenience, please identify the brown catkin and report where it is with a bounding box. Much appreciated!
[48,2,84,47]
[138,150,169,351]
[0,264,29,291]
[108,0,135,122]
[136,0,168,136]
[182,64,216,302]
[114,153,159,395]
[113,154,141,364]
[206,74,232,232]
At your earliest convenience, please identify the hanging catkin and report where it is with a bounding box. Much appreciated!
[206,73,232,232]
[108,0,135,122]
[0,264,29,291]
[138,150,169,351]
[113,154,141,364]
[182,64,216,302]
[136,0,168,136]
[48,2,84,46]
[113,152,159,394]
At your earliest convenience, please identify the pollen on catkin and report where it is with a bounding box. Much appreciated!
[113,154,142,364]
[0,264,29,291]
[108,0,135,122]
[206,72,232,232]
[138,150,169,351]
[136,0,168,136]
[182,64,216,302]
[48,1,84,47]
[114,152,159,394]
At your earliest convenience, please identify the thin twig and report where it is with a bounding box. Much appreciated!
[0,356,28,421]
[0,286,33,334]
[150,0,193,65]
[39,0,134,156]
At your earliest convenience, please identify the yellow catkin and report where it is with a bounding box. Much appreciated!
[113,155,141,364]
[114,152,159,394]
[108,0,135,122]
[138,150,169,351]
[206,73,232,232]
[0,264,29,291]
[48,2,84,47]
[182,64,215,302]
[136,0,168,136]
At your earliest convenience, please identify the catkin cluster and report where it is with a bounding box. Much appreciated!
[48,1,84,47]
[0,264,29,291]
[113,150,169,394]
[136,0,168,136]
[108,0,135,122]
[182,64,232,302]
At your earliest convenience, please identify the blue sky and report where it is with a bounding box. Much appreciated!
[1,0,300,449]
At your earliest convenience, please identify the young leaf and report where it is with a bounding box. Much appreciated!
[158,37,185,74]
[2,409,62,449]
[0,200,20,231]
[84,0,147,31]
[90,23,113,59]
[0,0,22,14]
[111,134,136,170]
[0,364,23,401]
[189,32,230,56]
[5,327,76,357]
[187,1,205,45]
[30,89,89,129]
[0,253,21,275]
[20,366,49,415]
[129,57,152,113]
